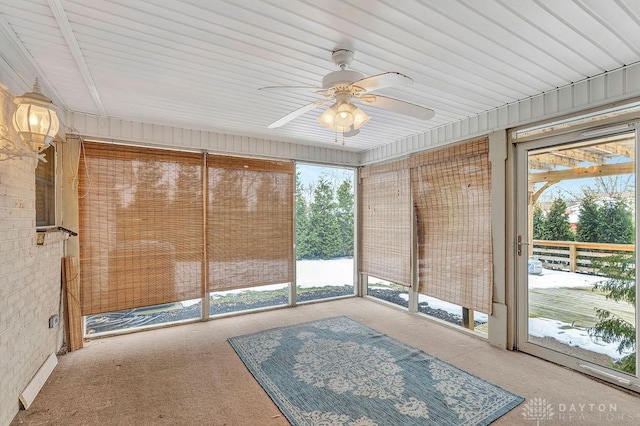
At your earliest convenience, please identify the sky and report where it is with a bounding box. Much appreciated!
[296,163,354,189]
[536,174,635,204]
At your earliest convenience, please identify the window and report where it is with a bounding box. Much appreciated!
[78,143,204,316]
[366,276,409,309]
[360,162,411,286]
[79,144,296,333]
[35,144,56,227]
[207,154,294,315]
[295,164,355,302]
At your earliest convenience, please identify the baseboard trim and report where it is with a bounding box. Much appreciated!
[19,352,57,409]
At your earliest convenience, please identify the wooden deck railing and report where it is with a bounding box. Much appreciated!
[532,240,634,274]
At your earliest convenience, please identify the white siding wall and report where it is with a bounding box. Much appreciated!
[67,112,360,166]
[360,62,640,164]
[0,86,65,426]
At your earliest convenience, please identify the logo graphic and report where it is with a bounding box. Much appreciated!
[522,397,554,425]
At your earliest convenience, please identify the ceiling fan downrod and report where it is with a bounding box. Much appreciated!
[331,49,354,70]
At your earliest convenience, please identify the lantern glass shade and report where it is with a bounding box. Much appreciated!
[12,80,60,153]
[13,103,59,152]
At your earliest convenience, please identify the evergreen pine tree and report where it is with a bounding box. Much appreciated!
[295,172,310,259]
[336,179,354,257]
[532,203,545,240]
[541,198,574,241]
[598,199,634,244]
[590,253,636,374]
[576,195,601,242]
[307,176,342,259]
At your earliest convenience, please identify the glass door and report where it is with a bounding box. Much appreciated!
[516,124,639,390]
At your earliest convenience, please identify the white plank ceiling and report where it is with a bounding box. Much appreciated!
[1,0,639,152]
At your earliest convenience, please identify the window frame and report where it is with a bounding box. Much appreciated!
[35,144,57,229]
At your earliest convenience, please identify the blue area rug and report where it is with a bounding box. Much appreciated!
[229,316,523,425]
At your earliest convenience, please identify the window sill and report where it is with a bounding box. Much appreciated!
[36,229,69,246]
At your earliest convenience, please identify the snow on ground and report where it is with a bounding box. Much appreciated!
[396,293,489,322]
[418,295,489,322]
[209,258,354,296]
[529,268,631,361]
[338,262,629,362]
[380,267,628,361]
[187,259,630,362]
[528,268,603,289]
[296,258,354,286]
[529,317,631,360]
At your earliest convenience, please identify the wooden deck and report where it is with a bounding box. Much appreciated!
[529,285,635,328]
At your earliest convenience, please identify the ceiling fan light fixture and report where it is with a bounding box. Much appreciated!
[317,101,368,134]
[334,102,354,128]
[351,105,370,130]
[317,104,339,130]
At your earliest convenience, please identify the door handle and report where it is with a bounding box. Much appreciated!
[517,235,529,256]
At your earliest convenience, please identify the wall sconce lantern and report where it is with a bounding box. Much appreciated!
[0,79,60,167]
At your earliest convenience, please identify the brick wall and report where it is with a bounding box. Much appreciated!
[0,85,65,426]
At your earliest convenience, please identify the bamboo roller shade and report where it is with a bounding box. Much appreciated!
[78,145,295,315]
[78,143,204,315]
[360,168,412,286]
[412,138,493,315]
[62,257,83,351]
[359,158,410,178]
[207,154,294,291]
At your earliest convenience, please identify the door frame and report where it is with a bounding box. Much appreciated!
[513,117,640,391]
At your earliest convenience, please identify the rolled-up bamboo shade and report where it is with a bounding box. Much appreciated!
[411,139,493,314]
[360,160,412,286]
[78,142,204,315]
[207,154,294,291]
[62,257,82,351]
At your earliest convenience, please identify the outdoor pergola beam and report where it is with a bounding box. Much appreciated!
[529,162,634,183]
[528,159,555,171]
[550,148,607,165]
[531,153,581,168]
[593,143,635,160]
[531,180,559,204]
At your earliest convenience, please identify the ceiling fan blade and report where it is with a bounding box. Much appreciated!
[359,94,435,120]
[351,72,413,93]
[267,100,328,129]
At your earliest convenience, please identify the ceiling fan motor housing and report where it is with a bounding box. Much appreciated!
[322,70,365,90]
[332,49,354,67]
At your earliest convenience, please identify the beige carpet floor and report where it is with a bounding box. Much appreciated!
[11,297,640,425]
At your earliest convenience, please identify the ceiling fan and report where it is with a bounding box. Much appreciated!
[260,49,435,141]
